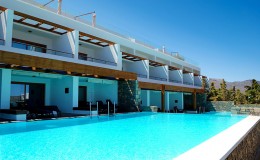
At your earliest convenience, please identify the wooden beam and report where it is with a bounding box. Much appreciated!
[79,38,109,47]
[122,52,146,61]
[138,82,162,91]
[17,17,27,22]
[183,70,191,74]
[168,66,180,70]
[80,32,114,46]
[0,6,7,11]
[35,22,43,27]
[14,20,63,35]
[149,60,165,67]
[0,50,137,80]
[14,11,73,32]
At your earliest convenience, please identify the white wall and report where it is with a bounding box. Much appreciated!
[149,66,168,80]
[0,69,11,109]
[12,28,53,49]
[51,76,78,113]
[1,9,14,47]
[0,13,4,40]
[12,75,52,106]
[150,90,161,108]
[79,44,116,64]
[169,70,183,83]
[52,32,73,57]
[123,60,148,77]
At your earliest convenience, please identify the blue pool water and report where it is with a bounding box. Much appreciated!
[0,113,246,160]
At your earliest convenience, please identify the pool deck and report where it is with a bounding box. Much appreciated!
[174,115,260,160]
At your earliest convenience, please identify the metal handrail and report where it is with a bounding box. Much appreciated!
[149,76,167,81]
[0,39,5,45]
[12,40,74,58]
[137,74,147,78]
[169,79,182,83]
[78,53,117,66]
[183,82,193,85]
[194,83,202,87]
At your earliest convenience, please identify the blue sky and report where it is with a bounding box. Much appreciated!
[37,0,260,82]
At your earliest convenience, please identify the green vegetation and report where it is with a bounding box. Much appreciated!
[207,79,259,104]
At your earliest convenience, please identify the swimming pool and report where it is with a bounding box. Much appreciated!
[0,113,246,160]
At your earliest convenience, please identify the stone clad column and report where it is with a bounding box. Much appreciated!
[161,85,165,112]
[193,91,197,110]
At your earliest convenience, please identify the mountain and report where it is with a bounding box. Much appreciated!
[209,78,260,93]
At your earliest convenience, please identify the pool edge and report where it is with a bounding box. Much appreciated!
[174,115,260,160]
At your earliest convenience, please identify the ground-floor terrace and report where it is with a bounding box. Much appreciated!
[0,51,205,121]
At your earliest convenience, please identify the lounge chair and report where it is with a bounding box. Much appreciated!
[44,105,61,117]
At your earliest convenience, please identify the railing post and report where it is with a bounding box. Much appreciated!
[90,101,92,118]
[108,101,110,117]
[97,101,99,117]
[114,101,116,116]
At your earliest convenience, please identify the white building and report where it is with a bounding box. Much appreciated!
[0,0,208,120]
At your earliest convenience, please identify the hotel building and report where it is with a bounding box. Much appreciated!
[0,0,208,120]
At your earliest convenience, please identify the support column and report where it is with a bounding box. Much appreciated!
[2,9,14,47]
[70,30,79,60]
[161,85,165,112]
[165,92,170,112]
[144,60,149,78]
[147,90,150,106]
[181,92,184,110]
[0,69,11,109]
[115,44,122,70]
[193,91,197,110]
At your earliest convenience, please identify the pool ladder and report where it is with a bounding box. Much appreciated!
[89,101,116,118]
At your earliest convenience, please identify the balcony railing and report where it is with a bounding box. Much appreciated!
[0,39,5,45]
[194,83,202,87]
[78,54,117,66]
[12,40,74,58]
[149,76,167,81]
[183,82,194,86]
[137,74,147,78]
[169,79,182,84]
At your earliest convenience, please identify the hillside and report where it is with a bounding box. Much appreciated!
[209,78,260,93]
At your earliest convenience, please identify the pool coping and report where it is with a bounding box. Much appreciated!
[174,115,260,160]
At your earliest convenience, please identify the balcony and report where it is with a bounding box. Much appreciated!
[169,79,182,84]
[12,39,73,58]
[0,39,4,45]
[78,53,117,66]
[137,74,147,78]
[194,83,203,87]
[183,82,193,86]
[149,76,167,82]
